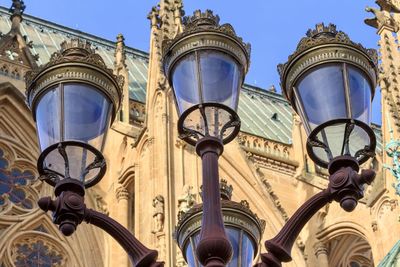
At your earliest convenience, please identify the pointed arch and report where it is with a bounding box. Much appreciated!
[119,165,136,188]
[0,82,38,159]
[372,195,397,220]
[316,221,370,242]
[316,223,374,267]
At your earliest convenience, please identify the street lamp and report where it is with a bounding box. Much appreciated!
[26,39,164,267]
[162,9,250,147]
[163,9,250,267]
[255,23,378,267]
[26,39,122,190]
[279,23,377,169]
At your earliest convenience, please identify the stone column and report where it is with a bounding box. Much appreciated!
[113,185,130,267]
[314,242,329,267]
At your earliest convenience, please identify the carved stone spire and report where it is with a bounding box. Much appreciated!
[9,0,25,28]
[113,33,129,123]
[147,0,184,64]
[0,0,38,76]
[114,33,127,71]
[366,2,400,133]
[145,0,185,119]
[365,1,400,192]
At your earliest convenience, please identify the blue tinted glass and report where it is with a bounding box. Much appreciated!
[199,51,241,110]
[35,87,61,151]
[64,83,111,144]
[226,228,240,266]
[297,64,346,130]
[185,243,197,267]
[172,53,199,114]
[241,235,255,267]
[348,66,371,123]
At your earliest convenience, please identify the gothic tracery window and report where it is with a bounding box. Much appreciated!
[0,148,35,209]
[10,236,67,267]
[14,240,64,267]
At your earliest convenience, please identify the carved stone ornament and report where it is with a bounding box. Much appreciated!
[177,185,196,221]
[10,0,26,19]
[365,0,400,31]
[25,39,123,123]
[278,23,378,104]
[162,9,251,80]
[152,195,165,234]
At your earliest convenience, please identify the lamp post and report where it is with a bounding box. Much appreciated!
[24,7,378,267]
[254,23,379,267]
[162,9,250,267]
[26,39,164,267]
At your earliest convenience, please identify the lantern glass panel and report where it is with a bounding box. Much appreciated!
[295,63,374,165]
[296,64,346,132]
[34,83,112,183]
[199,51,242,111]
[185,239,197,267]
[226,227,240,266]
[63,83,111,151]
[182,106,236,140]
[311,123,370,163]
[36,87,61,151]
[42,145,99,182]
[171,53,200,115]
[241,234,255,267]
[348,65,371,123]
[184,227,255,267]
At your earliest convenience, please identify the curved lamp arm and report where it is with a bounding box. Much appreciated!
[38,187,164,267]
[255,157,375,267]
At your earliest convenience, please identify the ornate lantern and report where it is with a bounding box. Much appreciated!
[26,39,123,189]
[175,180,265,267]
[163,10,250,146]
[278,23,378,168]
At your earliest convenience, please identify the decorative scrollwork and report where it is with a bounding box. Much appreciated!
[307,136,333,160]
[162,9,251,74]
[354,146,376,159]
[341,121,355,155]
[165,9,250,57]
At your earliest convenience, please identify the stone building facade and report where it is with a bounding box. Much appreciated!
[0,0,399,266]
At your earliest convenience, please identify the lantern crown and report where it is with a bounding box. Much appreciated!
[278,23,378,103]
[59,38,94,57]
[25,39,123,122]
[182,9,220,28]
[162,9,251,74]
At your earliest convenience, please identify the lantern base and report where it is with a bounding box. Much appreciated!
[177,103,240,146]
[306,119,376,169]
[37,141,106,188]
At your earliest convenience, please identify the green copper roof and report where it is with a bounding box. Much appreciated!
[0,7,383,147]
[0,7,149,103]
[239,84,293,144]
[378,240,400,267]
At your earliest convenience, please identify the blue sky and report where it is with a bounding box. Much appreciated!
[0,0,382,124]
